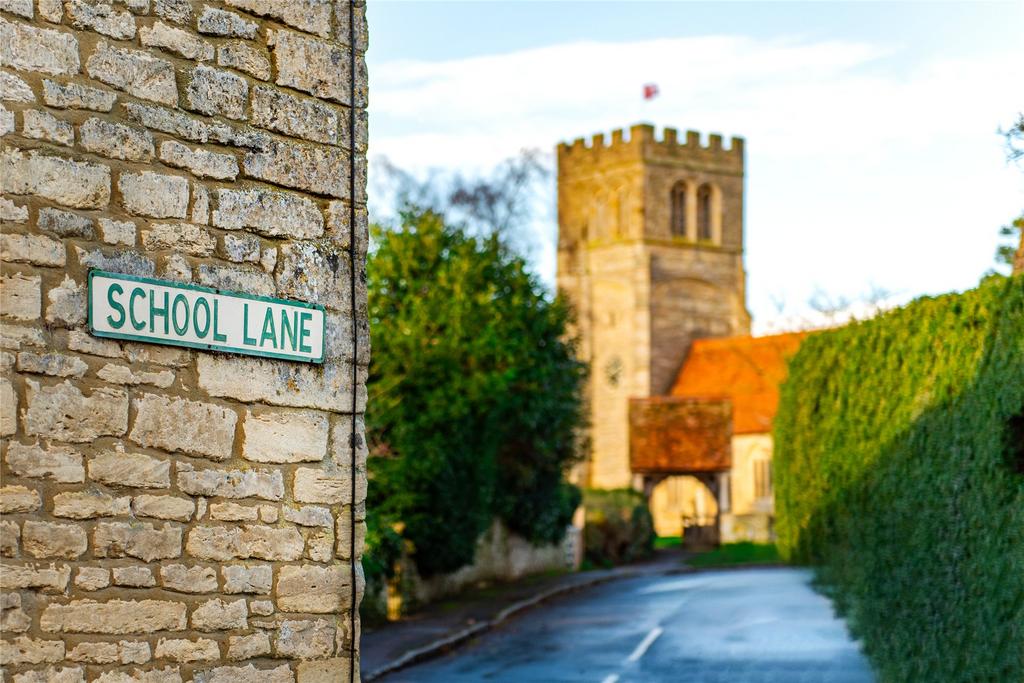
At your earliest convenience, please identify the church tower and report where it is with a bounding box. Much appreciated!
[557,123,751,489]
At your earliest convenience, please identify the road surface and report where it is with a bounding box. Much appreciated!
[378,567,875,683]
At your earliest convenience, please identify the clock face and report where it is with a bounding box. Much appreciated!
[604,355,623,387]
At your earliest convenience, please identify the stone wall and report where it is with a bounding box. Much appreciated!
[0,1,368,681]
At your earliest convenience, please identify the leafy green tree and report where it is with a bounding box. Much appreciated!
[366,207,585,576]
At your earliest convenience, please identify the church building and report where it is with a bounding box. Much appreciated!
[556,123,802,542]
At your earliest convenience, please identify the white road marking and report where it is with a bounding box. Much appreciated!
[600,675,620,683]
[626,626,664,663]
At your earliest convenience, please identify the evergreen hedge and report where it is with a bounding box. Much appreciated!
[774,275,1024,682]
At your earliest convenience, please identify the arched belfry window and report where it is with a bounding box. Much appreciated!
[670,182,687,237]
[697,184,713,241]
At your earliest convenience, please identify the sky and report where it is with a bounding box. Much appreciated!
[364,1,1024,331]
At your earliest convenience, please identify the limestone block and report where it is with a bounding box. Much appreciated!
[98,218,137,246]
[0,148,111,209]
[75,246,156,277]
[0,71,33,101]
[40,599,188,634]
[25,380,128,442]
[140,21,214,61]
[67,330,121,357]
[129,393,237,460]
[242,139,347,199]
[0,18,80,76]
[293,468,353,505]
[228,0,332,38]
[92,666,181,683]
[241,525,304,561]
[0,485,41,513]
[45,276,87,327]
[66,0,136,40]
[217,43,270,81]
[93,521,182,562]
[221,565,272,594]
[276,241,350,311]
[277,565,350,613]
[1,233,66,266]
[242,409,328,463]
[0,563,71,591]
[1,378,16,435]
[97,364,175,389]
[1,519,20,556]
[75,566,110,591]
[42,79,116,111]
[10,666,86,683]
[124,101,211,144]
[222,233,261,263]
[154,0,191,24]
[305,528,332,562]
[274,619,334,659]
[119,171,189,219]
[52,491,131,519]
[211,187,323,239]
[191,598,247,631]
[1,273,40,320]
[154,638,220,663]
[334,508,366,561]
[195,663,293,683]
[250,600,273,616]
[296,658,356,683]
[198,356,366,412]
[159,141,238,181]
[2,592,32,632]
[86,41,177,106]
[251,86,338,145]
[22,520,88,559]
[0,101,12,135]
[209,502,259,522]
[141,222,216,256]
[186,65,247,121]
[67,640,150,664]
[269,28,365,107]
[0,196,29,222]
[177,466,284,500]
[38,208,94,238]
[0,635,65,665]
[160,565,218,594]
[197,263,274,296]
[5,441,84,483]
[197,8,257,39]
[16,351,85,377]
[112,566,156,588]
[88,451,170,488]
[132,495,194,522]
[192,181,210,224]
[227,632,270,661]
[283,505,332,528]
[184,526,248,562]
[80,117,154,161]
[22,109,73,145]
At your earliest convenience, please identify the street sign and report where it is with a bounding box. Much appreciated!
[88,270,326,363]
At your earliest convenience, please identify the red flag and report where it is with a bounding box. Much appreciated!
[643,83,659,100]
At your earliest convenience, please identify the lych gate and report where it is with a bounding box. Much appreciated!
[629,397,734,547]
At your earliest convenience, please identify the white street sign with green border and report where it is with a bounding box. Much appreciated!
[88,270,326,364]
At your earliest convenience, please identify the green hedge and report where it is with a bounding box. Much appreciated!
[775,275,1024,682]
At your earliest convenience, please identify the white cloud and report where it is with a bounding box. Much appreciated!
[368,35,1024,326]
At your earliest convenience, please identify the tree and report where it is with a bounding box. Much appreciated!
[366,207,585,576]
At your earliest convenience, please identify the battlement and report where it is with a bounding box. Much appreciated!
[558,123,744,172]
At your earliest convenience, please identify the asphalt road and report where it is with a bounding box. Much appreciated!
[378,567,875,683]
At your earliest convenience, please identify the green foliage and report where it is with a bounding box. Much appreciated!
[366,207,586,577]
[774,275,1024,682]
[582,488,654,566]
[995,213,1023,271]
[359,509,403,625]
[688,542,780,567]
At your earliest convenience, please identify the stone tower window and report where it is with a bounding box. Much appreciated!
[671,182,687,237]
[697,184,713,241]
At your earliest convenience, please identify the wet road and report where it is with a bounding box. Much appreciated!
[379,568,875,683]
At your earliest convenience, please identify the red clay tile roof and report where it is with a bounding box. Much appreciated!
[629,397,733,474]
[670,331,808,435]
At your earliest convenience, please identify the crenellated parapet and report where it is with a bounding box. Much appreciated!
[558,123,744,176]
